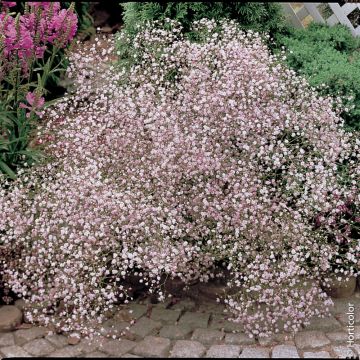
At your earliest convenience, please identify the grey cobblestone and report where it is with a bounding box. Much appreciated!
[224,332,255,346]
[0,333,15,347]
[271,345,299,358]
[84,351,108,358]
[22,338,55,356]
[171,299,196,312]
[239,347,270,358]
[0,345,31,357]
[170,340,206,358]
[121,354,140,358]
[303,351,331,358]
[132,336,171,357]
[101,339,136,356]
[258,335,277,347]
[0,306,22,332]
[325,331,348,344]
[294,331,331,350]
[209,314,243,332]
[150,308,181,324]
[332,346,356,359]
[129,317,162,338]
[14,327,47,346]
[205,344,241,358]
[0,294,359,358]
[191,328,224,344]
[48,345,83,357]
[127,304,148,319]
[304,316,342,332]
[159,325,192,340]
[76,336,109,354]
[353,344,360,357]
[178,312,210,329]
[44,334,68,348]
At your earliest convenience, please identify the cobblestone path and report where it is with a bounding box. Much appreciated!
[0,292,359,358]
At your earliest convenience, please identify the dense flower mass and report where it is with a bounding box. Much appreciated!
[0,20,359,337]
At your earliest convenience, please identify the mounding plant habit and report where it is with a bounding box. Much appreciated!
[0,19,359,337]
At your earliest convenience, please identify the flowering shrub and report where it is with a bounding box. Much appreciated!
[1,20,359,337]
[0,1,77,177]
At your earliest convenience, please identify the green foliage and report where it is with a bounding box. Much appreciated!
[0,106,42,180]
[122,2,287,36]
[117,2,290,68]
[279,23,360,131]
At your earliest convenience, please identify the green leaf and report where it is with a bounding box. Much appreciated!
[0,160,16,180]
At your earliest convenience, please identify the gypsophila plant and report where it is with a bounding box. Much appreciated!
[0,19,359,338]
[116,2,290,69]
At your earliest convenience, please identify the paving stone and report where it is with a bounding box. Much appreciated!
[120,354,140,358]
[191,328,224,344]
[294,330,331,350]
[332,297,360,315]
[132,336,171,357]
[336,310,360,325]
[332,345,356,358]
[129,317,162,338]
[114,309,134,322]
[127,304,148,319]
[239,347,270,358]
[325,331,348,344]
[224,332,255,346]
[205,344,241,358]
[352,344,360,356]
[258,335,277,347]
[209,314,244,332]
[271,345,299,358]
[0,306,22,331]
[99,319,130,337]
[77,336,109,354]
[45,334,68,348]
[197,303,226,315]
[14,326,47,345]
[48,345,83,357]
[150,308,181,324]
[0,345,31,357]
[305,316,342,332]
[84,351,108,357]
[14,299,26,311]
[170,340,206,358]
[178,312,210,329]
[101,339,136,356]
[0,333,15,347]
[171,299,196,312]
[22,338,55,356]
[159,325,192,340]
[303,351,331,358]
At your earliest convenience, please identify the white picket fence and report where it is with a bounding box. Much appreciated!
[280,2,360,36]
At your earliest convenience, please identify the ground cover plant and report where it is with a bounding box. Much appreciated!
[279,22,360,131]
[0,18,359,338]
[0,1,77,178]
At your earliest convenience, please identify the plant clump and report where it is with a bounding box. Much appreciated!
[0,19,359,337]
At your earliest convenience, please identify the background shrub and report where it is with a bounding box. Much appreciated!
[117,2,291,68]
[279,23,360,131]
